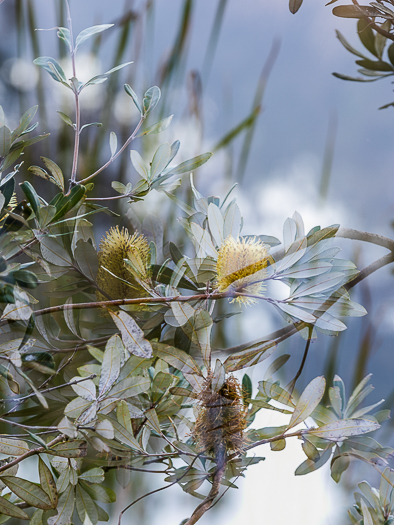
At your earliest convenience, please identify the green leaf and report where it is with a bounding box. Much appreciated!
[33,57,69,86]
[295,446,332,475]
[242,374,253,405]
[288,376,326,429]
[70,378,96,401]
[98,335,122,398]
[357,18,378,57]
[208,203,224,247]
[11,105,38,141]
[1,476,53,509]
[130,150,149,180]
[75,483,98,524]
[20,181,40,217]
[332,5,381,18]
[38,234,72,267]
[74,240,98,281]
[56,112,73,128]
[75,24,114,50]
[41,157,64,192]
[138,115,173,137]
[166,153,212,177]
[116,400,133,433]
[271,439,286,451]
[143,86,161,115]
[48,440,88,458]
[223,341,277,372]
[335,30,368,59]
[355,58,393,72]
[152,342,203,376]
[38,458,58,508]
[80,481,116,504]
[360,498,374,525]
[109,131,117,157]
[51,184,86,222]
[109,311,153,358]
[81,62,133,90]
[258,381,296,408]
[78,468,104,484]
[108,417,143,451]
[0,438,29,456]
[47,484,75,525]
[0,126,11,157]
[289,0,303,14]
[106,375,150,399]
[124,84,142,113]
[307,419,380,441]
[0,494,29,519]
[150,143,171,180]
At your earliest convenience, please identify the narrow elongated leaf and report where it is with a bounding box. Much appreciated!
[0,494,29,519]
[289,0,303,14]
[75,483,98,524]
[75,24,114,50]
[116,400,133,433]
[71,378,96,401]
[224,341,277,372]
[167,153,212,176]
[360,498,374,525]
[74,240,98,280]
[124,84,142,113]
[109,418,143,451]
[33,57,69,85]
[107,375,150,399]
[130,150,149,180]
[290,272,345,299]
[109,311,153,358]
[138,115,173,137]
[289,376,326,429]
[95,419,114,439]
[1,476,53,509]
[98,335,122,398]
[49,440,88,458]
[332,5,381,18]
[41,157,64,191]
[295,446,333,476]
[208,203,224,247]
[275,302,316,323]
[47,485,75,525]
[109,131,117,157]
[145,408,161,434]
[143,86,161,115]
[152,342,203,376]
[211,359,225,392]
[38,458,58,508]
[0,438,29,456]
[0,126,11,157]
[307,419,380,441]
[150,143,171,180]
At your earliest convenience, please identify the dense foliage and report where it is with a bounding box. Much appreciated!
[0,3,391,525]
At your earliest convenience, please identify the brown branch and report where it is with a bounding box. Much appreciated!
[345,252,394,290]
[183,444,227,525]
[350,0,394,42]
[0,434,64,474]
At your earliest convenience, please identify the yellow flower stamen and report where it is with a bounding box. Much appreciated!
[215,236,273,305]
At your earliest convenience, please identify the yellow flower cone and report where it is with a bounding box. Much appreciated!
[215,236,272,305]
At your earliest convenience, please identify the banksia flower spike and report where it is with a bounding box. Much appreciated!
[193,374,247,466]
[215,235,273,305]
[96,226,151,302]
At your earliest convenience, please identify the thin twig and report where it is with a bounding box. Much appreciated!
[79,116,145,185]
[118,455,199,525]
[0,374,97,405]
[0,434,65,474]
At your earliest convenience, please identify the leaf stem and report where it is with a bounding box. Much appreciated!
[79,116,145,185]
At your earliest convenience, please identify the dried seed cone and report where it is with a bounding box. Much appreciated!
[193,375,246,462]
[96,226,151,302]
[215,236,271,305]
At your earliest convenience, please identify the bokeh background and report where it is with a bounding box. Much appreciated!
[0,1,393,523]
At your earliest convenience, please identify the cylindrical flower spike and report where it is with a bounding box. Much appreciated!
[96,226,151,302]
[215,235,273,305]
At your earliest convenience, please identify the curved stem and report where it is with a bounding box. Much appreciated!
[337,227,394,252]
[79,116,145,185]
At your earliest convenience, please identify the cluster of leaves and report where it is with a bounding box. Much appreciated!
[0,12,391,525]
[331,1,394,108]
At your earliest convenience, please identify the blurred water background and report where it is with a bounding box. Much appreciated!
[0,1,393,523]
